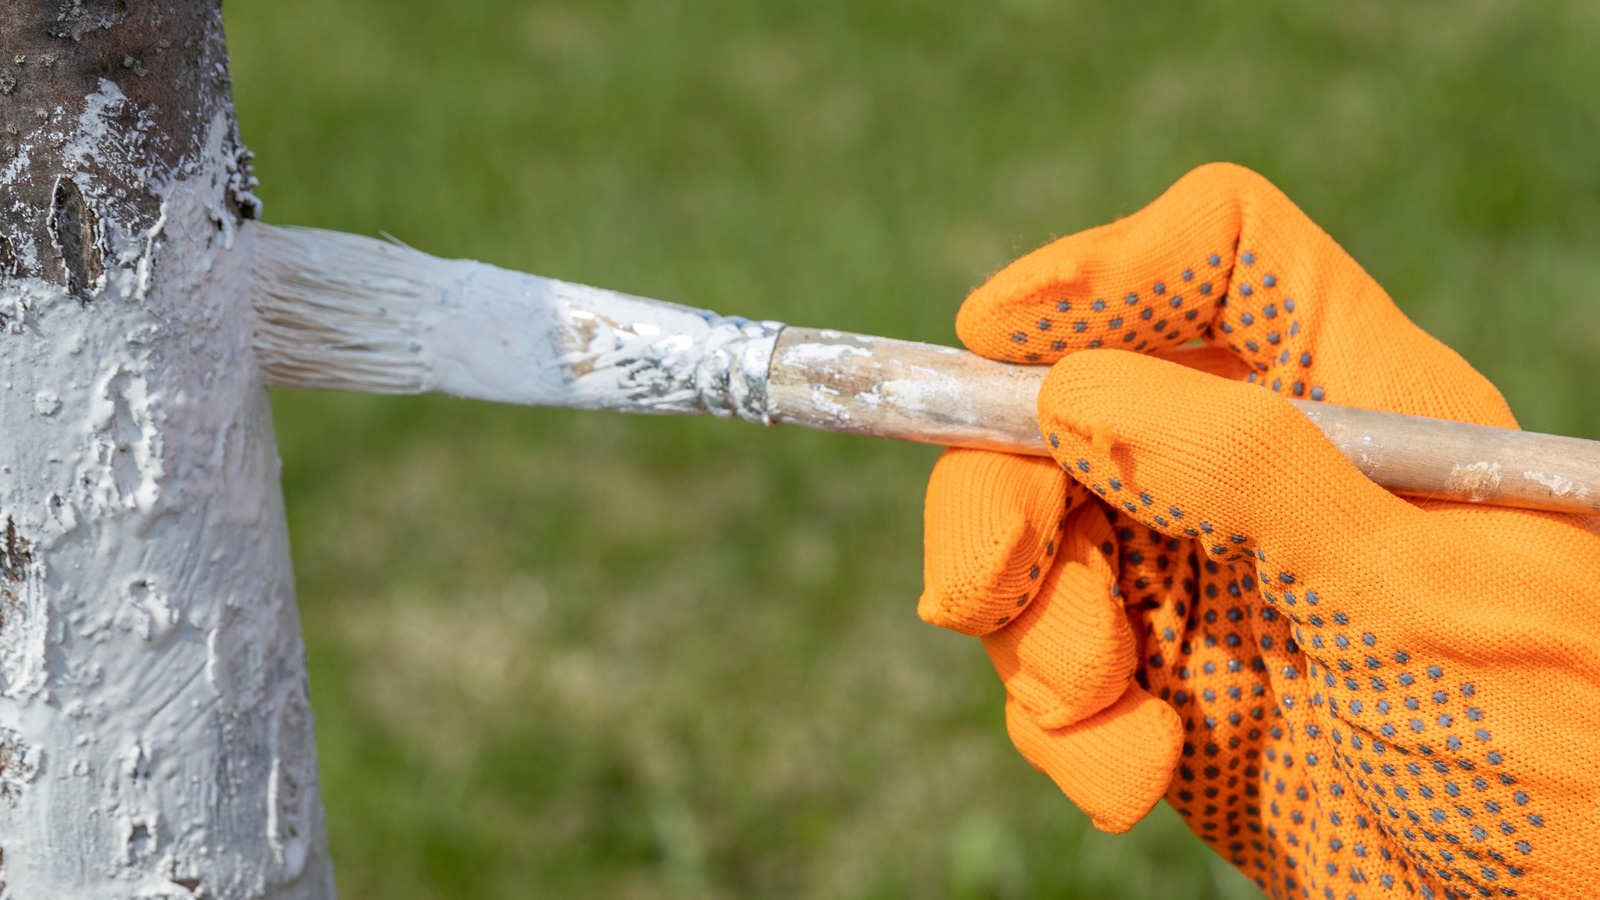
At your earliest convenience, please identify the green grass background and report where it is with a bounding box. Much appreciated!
[224,2,1600,897]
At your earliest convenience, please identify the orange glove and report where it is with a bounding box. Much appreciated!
[921,163,1600,899]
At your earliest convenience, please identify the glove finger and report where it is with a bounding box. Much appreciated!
[981,501,1136,727]
[1004,685,1183,834]
[920,449,1078,636]
[957,168,1231,364]
[1180,163,1514,425]
[1039,349,1424,570]
[960,162,1513,427]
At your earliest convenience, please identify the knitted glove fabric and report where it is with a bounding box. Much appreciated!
[920,163,1600,899]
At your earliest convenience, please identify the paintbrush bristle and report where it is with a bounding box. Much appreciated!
[252,224,430,394]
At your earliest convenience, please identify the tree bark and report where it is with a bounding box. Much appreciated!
[0,2,333,896]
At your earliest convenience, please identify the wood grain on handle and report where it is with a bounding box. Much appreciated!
[1289,402,1600,513]
[766,327,1046,455]
[765,326,1600,514]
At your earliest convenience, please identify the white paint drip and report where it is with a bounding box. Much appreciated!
[266,680,316,884]
[131,200,166,305]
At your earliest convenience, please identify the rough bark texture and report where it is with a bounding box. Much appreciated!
[0,2,333,896]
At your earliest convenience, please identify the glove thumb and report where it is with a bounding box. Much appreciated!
[1039,349,1423,575]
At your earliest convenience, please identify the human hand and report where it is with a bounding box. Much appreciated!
[921,163,1600,898]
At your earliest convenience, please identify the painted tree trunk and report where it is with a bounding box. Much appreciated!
[0,3,333,896]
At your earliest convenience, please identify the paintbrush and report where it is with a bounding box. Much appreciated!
[250,223,1600,514]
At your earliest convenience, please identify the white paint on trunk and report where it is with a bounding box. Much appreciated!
[0,79,331,898]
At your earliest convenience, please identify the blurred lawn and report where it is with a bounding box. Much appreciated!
[224,2,1600,897]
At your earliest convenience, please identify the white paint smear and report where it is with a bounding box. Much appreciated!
[1,77,332,896]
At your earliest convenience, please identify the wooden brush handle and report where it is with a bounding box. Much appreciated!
[764,326,1600,514]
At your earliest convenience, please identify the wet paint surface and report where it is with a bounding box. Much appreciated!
[0,74,331,898]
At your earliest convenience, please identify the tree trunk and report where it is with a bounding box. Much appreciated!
[0,2,333,896]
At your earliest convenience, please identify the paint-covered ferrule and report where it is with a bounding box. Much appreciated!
[692,317,783,424]
[537,276,785,421]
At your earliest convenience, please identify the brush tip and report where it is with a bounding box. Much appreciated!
[251,224,431,394]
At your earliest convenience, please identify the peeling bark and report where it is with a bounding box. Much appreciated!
[0,2,332,897]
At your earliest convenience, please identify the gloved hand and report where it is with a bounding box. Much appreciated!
[921,163,1600,899]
